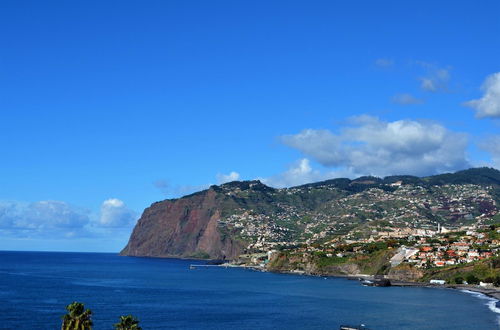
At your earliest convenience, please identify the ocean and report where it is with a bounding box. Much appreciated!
[0,251,498,329]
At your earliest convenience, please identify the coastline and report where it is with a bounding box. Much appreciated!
[220,262,500,300]
[389,280,500,299]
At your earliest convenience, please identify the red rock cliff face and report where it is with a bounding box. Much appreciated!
[120,189,244,259]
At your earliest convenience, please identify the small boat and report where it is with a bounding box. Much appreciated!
[360,278,391,287]
[340,324,368,330]
[360,279,374,286]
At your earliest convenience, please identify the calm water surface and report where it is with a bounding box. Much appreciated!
[0,251,498,329]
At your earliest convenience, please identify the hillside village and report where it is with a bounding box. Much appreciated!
[218,182,498,252]
[391,226,499,268]
[214,170,500,284]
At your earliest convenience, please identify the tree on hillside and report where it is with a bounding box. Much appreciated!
[114,315,142,330]
[61,302,93,330]
[466,274,479,285]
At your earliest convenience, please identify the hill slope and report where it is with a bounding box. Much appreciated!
[121,167,500,259]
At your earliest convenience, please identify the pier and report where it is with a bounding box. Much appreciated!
[189,264,228,269]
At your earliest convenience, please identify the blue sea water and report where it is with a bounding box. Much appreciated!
[0,251,498,330]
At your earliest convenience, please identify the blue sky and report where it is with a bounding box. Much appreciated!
[1,0,499,252]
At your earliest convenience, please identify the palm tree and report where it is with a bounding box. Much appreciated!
[61,302,93,330]
[113,315,142,330]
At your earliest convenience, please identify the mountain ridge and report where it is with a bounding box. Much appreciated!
[121,167,500,259]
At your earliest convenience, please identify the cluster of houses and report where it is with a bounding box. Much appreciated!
[391,227,499,268]
[217,182,499,261]
[220,209,295,243]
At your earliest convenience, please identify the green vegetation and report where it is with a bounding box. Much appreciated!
[314,253,348,268]
[61,302,93,330]
[466,274,480,285]
[422,257,500,285]
[270,241,396,275]
[61,303,142,330]
[487,228,500,241]
[363,242,389,253]
[425,167,500,186]
[188,250,211,259]
[114,315,142,330]
[355,249,394,275]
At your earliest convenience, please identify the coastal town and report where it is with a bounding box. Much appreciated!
[390,225,499,269]
[219,182,498,252]
[215,178,500,286]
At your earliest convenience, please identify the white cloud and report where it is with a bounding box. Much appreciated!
[464,72,500,119]
[0,198,139,248]
[262,159,360,188]
[375,58,394,68]
[0,200,90,237]
[262,159,329,188]
[281,116,470,177]
[99,198,136,228]
[416,62,450,92]
[281,129,344,166]
[216,171,240,184]
[392,93,424,105]
[479,136,500,169]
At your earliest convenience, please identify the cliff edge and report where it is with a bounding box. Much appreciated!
[120,188,245,259]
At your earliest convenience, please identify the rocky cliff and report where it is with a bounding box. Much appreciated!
[120,188,245,259]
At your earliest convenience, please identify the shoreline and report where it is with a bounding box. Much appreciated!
[222,263,500,300]
[390,280,500,300]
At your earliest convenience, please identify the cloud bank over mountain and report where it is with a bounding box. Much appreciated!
[216,171,240,184]
[281,116,470,178]
[262,158,333,188]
